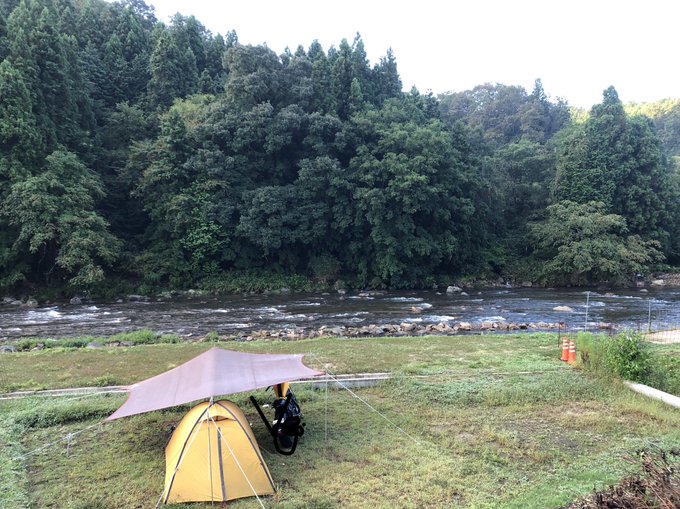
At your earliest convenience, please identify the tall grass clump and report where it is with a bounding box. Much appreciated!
[577,332,680,395]
[13,330,181,351]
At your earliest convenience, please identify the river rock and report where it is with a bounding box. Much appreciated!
[70,296,82,305]
[23,298,38,308]
[521,281,533,287]
[458,321,472,331]
[279,288,291,294]
[553,306,574,312]
[127,294,149,302]
[446,285,462,294]
[410,306,423,313]
[2,297,16,305]
[651,279,665,286]
[639,288,648,293]
[400,322,417,332]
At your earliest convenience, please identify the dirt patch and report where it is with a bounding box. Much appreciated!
[644,330,680,344]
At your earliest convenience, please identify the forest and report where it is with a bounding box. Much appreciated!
[2,0,680,297]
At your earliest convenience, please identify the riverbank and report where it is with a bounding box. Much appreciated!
[2,333,680,508]
[3,287,676,343]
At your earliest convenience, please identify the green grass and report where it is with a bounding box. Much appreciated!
[2,334,680,508]
[12,330,182,353]
[0,333,567,391]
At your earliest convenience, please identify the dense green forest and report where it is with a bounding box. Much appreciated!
[1,0,680,297]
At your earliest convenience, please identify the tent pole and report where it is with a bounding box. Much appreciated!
[310,354,421,446]
[324,371,328,445]
[207,402,214,505]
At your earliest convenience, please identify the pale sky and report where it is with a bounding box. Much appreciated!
[148,0,679,109]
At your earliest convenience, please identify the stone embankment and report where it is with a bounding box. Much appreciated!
[233,320,607,341]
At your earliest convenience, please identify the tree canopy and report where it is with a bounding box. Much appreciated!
[0,0,678,296]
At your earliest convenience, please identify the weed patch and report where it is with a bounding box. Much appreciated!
[577,331,680,395]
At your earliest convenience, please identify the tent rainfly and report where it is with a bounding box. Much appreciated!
[164,400,274,504]
[107,348,323,504]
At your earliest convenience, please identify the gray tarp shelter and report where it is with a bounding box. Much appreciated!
[107,347,322,420]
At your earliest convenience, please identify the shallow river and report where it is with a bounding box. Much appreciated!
[2,287,680,340]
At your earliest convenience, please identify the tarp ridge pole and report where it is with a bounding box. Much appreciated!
[208,415,267,509]
[309,354,421,446]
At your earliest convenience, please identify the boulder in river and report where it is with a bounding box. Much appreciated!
[400,322,417,332]
[458,321,472,331]
[70,296,82,305]
[553,306,574,312]
[23,298,38,308]
[651,279,665,286]
[446,285,462,294]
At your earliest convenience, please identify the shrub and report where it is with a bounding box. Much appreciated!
[601,331,651,382]
[203,331,219,342]
[577,331,680,395]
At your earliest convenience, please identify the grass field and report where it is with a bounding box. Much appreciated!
[1,333,680,508]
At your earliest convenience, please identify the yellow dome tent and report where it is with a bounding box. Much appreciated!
[163,399,275,504]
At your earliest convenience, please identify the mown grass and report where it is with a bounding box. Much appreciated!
[0,333,568,391]
[1,334,680,508]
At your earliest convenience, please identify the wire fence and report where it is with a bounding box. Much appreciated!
[552,291,680,344]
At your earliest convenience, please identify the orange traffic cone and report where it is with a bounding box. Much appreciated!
[560,337,569,362]
[567,340,576,365]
